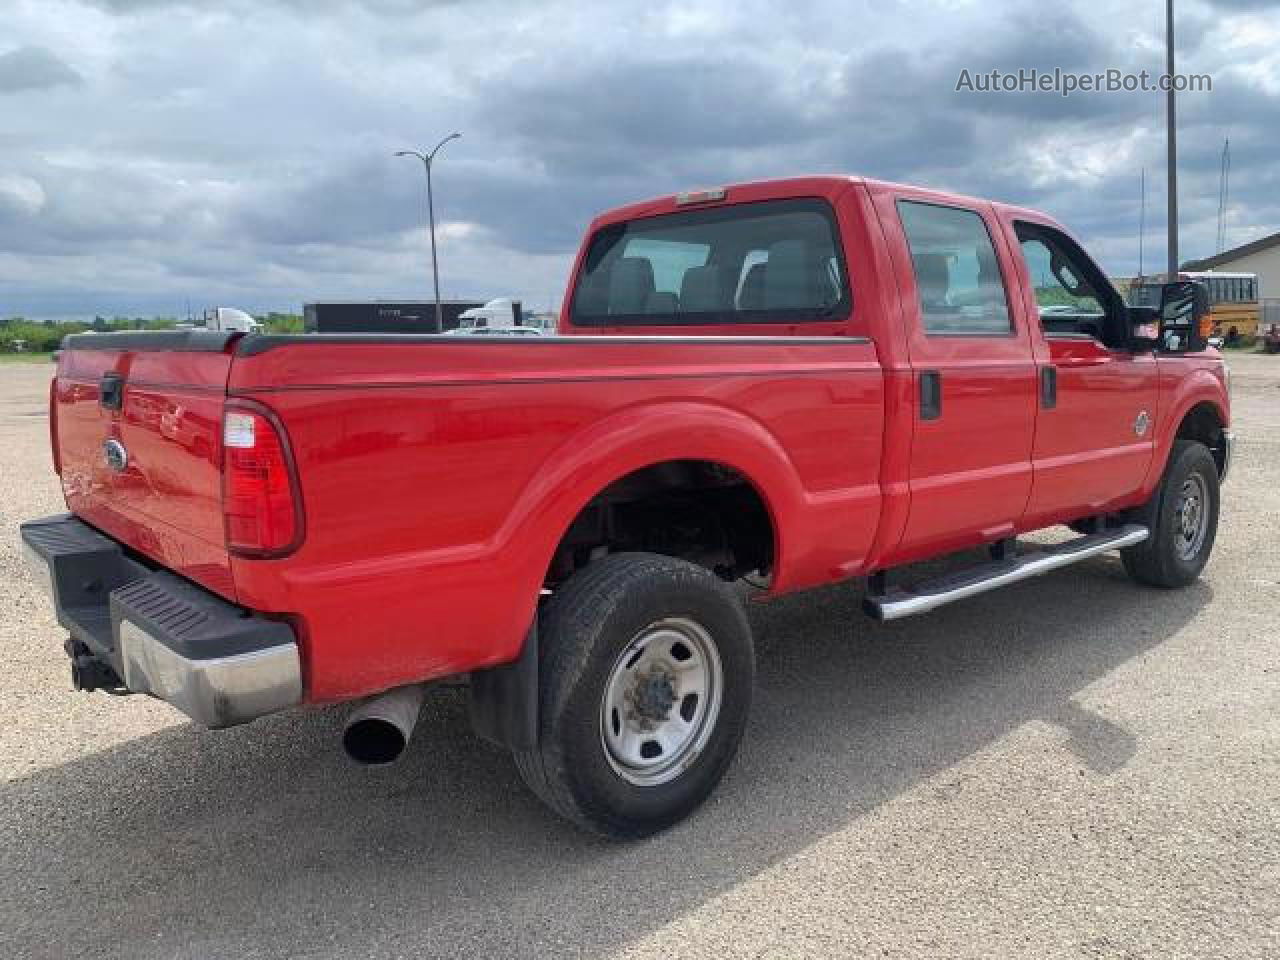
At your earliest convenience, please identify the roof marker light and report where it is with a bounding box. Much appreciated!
[676,188,727,206]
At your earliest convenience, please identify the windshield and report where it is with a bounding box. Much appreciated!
[570,198,849,327]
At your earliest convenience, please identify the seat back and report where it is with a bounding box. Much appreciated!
[609,257,656,314]
[738,263,767,310]
[680,265,725,313]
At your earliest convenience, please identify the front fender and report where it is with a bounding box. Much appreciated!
[1143,365,1229,495]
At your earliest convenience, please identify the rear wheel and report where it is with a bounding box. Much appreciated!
[514,553,754,838]
[1121,439,1220,587]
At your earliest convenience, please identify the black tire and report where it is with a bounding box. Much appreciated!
[513,552,754,838]
[1121,439,1220,587]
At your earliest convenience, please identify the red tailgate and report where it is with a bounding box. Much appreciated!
[55,336,237,601]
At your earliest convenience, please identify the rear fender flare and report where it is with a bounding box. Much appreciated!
[492,401,807,647]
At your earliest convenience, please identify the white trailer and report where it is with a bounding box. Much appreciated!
[202,307,262,333]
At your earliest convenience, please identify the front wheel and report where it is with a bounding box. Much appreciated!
[514,553,754,838]
[1121,439,1220,587]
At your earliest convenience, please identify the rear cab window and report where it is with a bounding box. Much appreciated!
[569,199,850,327]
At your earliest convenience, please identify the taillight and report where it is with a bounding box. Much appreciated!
[222,403,303,556]
[49,378,62,476]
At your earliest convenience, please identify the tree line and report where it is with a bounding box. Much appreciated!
[0,313,304,352]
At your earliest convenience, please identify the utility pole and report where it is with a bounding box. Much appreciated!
[1216,137,1231,254]
[1165,0,1178,278]
[1139,167,1146,281]
[396,132,461,332]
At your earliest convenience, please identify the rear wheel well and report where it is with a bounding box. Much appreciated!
[546,460,775,587]
[1174,403,1227,476]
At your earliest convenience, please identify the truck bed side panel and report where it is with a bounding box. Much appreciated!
[227,336,884,702]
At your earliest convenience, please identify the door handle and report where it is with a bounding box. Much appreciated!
[1040,366,1057,409]
[919,370,941,421]
[99,373,124,411]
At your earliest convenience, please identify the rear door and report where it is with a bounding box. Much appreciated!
[55,333,236,599]
[1011,222,1160,526]
[877,194,1038,557]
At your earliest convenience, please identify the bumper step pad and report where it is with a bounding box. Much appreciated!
[21,514,301,727]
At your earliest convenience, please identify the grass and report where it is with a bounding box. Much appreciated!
[0,352,55,364]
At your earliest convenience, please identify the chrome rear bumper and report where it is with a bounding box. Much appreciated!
[20,514,301,728]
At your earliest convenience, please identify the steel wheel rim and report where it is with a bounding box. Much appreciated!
[1174,473,1210,561]
[600,617,723,787]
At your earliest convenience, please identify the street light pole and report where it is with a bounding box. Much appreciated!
[396,132,461,332]
[1165,0,1178,278]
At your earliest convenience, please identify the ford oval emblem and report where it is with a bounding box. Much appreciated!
[103,438,129,472]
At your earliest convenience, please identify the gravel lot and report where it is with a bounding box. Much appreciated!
[1,355,1277,960]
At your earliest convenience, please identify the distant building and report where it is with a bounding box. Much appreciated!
[1182,230,1280,300]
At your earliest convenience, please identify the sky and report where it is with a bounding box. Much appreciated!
[2,0,1279,320]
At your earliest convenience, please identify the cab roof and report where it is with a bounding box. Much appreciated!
[588,173,1057,232]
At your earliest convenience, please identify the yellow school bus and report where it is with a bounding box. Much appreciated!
[1130,272,1260,341]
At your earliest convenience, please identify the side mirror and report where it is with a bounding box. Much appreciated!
[1129,305,1160,349]
[1158,280,1210,352]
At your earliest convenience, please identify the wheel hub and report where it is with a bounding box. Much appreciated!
[628,667,677,726]
[599,617,724,786]
[1174,474,1209,561]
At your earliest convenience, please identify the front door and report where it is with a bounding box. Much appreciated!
[1013,223,1160,527]
[889,198,1039,557]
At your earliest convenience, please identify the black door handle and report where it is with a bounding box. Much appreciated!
[1040,366,1057,409]
[100,373,124,411]
[919,370,941,421]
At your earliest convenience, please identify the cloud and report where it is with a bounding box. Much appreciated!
[0,45,82,93]
[0,175,47,216]
[1,0,1279,319]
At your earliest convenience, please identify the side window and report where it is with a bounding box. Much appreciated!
[897,201,1011,334]
[1018,236,1106,339]
[1013,222,1126,344]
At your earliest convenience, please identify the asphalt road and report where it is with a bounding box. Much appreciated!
[1,355,1276,960]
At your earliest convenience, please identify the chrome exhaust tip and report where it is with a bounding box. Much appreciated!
[342,683,427,765]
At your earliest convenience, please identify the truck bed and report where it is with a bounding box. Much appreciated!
[52,330,886,701]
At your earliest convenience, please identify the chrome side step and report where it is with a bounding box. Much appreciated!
[865,524,1149,621]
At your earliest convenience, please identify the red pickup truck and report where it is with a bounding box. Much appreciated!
[22,175,1232,838]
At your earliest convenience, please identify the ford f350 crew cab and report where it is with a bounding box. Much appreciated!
[22,176,1232,838]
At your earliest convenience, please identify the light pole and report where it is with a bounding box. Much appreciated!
[396,132,461,332]
[1165,0,1178,278]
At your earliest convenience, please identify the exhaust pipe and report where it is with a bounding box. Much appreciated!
[342,683,427,765]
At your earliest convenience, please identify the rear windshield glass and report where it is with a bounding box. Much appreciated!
[569,198,850,327]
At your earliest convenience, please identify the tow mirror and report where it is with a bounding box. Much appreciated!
[1158,280,1210,352]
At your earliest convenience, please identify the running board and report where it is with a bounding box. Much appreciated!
[864,524,1149,622]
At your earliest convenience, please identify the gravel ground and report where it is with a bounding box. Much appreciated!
[1,355,1276,960]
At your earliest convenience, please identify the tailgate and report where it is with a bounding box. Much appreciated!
[54,331,239,601]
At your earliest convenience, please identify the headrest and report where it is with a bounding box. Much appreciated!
[764,239,811,309]
[912,253,951,306]
[609,257,656,314]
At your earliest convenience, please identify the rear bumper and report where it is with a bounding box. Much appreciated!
[20,514,301,728]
